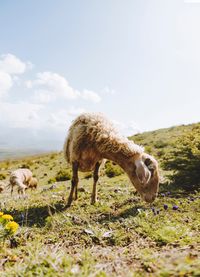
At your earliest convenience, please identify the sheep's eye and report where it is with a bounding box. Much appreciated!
[144,158,151,167]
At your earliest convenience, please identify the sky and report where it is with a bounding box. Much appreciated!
[0,0,200,150]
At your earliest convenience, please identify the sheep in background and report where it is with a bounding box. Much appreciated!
[9,168,37,197]
[64,112,160,207]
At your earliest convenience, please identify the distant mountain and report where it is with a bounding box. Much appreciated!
[0,126,64,160]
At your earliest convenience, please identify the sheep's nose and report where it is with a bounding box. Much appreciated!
[144,195,156,203]
[151,195,156,202]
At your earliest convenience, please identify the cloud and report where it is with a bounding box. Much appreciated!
[28,72,78,99]
[47,107,86,130]
[67,107,86,117]
[28,71,101,103]
[0,101,43,129]
[82,89,101,103]
[0,53,32,75]
[32,89,56,104]
[0,72,12,98]
[0,98,86,133]
[112,119,141,136]
[0,54,32,97]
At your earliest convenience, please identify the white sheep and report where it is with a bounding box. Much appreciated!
[64,112,159,206]
[9,168,37,197]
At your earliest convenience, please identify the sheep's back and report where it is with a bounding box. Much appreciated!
[64,113,119,162]
[63,112,144,164]
[10,169,33,184]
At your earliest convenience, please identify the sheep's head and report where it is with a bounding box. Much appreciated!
[129,153,159,203]
[29,177,38,189]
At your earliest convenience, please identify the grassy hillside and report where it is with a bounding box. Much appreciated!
[130,122,200,159]
[0,123,200,276]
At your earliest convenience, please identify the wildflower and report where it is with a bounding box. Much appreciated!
[163,204,168,210]
[172,205,178,210]
[0,212,3,217]
[5,221,19,234]
[2,214,13,221]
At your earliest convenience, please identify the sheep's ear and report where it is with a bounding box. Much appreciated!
[135,159,151,185]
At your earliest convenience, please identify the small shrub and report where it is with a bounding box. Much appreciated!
[84,172,92,179]
[145,145,153,154]
[55,169,72,181]
[20,164,30,169]
[162,124,200,190]
[157,149,165,157]
[48,177,57,184]
[105,161,123,178]
[0,173,6,180]
[50,153,57,160]
[154,140,168,149]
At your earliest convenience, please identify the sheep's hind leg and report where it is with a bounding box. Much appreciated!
[91,162,101,205]
[67,161,79,207]
[74,175,79,201]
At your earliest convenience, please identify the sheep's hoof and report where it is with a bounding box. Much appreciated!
[65,203,72,209]
[66,199,73,208]
[91,198,97,205]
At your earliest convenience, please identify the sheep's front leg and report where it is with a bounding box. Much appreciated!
[91,162,101,205]
[22,188,27,199]
[67,161,79,207]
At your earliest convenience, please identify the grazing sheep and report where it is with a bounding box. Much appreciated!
[9,168,37,197]
[64,112,159,207]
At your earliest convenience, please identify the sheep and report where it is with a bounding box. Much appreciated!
[63,112,159,207]
[9,168,37,197]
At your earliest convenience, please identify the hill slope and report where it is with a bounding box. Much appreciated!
[0,122,200,276]
[130,122,200,159]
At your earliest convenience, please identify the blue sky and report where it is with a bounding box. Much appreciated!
[0,0,200,149]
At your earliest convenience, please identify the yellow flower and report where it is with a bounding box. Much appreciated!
[5,221,19,234]
[0,212,3,217]
[2,214,13,221]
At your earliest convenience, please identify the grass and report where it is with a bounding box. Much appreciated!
[0,149,200,276]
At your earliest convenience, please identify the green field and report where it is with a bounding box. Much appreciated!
[0,123,200,276]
